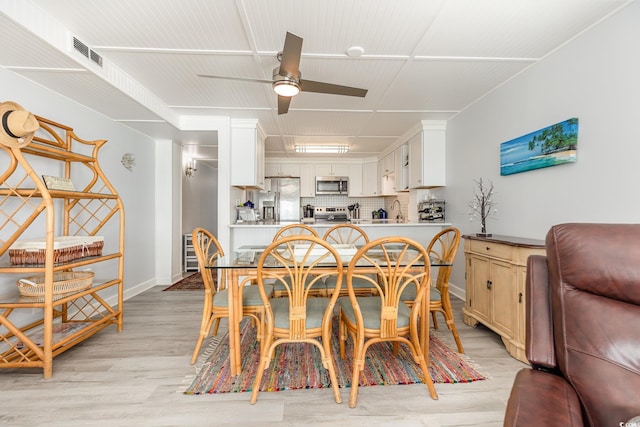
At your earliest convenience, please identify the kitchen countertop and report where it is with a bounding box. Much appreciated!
[230,220,451,228]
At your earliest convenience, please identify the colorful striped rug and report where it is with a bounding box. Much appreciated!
[184,319,487,394]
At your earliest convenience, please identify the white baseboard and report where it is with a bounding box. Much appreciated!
[449,281,465,302]
[99,277,157,309]
[123,277,157,301]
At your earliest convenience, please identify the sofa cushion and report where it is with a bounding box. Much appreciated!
[504,369,584,427]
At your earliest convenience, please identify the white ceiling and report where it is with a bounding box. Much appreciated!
[0,0,631,161]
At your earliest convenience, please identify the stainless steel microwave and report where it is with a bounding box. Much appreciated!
[315,176,348,195]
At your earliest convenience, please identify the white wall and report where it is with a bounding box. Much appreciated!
[154,140,180,286]
[0,66,158,300]
[182,163,218,236]
[441,2,640,292]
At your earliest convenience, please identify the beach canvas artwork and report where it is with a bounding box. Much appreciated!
[500,118,578,176]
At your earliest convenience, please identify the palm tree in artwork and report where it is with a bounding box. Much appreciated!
[527,118,578,155]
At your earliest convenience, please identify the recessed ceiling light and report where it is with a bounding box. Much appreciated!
[345,46,365,57]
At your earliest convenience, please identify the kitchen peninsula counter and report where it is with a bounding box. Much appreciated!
[230,221,451,251]
[230,220,450,227]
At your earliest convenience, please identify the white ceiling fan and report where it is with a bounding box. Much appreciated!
[199,32,368,115]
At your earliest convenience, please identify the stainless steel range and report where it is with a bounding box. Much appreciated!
[313,206,349,223]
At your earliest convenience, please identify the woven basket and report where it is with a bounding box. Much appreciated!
[16,271,94,297]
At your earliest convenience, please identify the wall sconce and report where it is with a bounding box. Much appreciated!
[185,159,197,177]
[121,153,136,171]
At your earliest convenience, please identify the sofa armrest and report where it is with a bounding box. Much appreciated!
[504,369,584,427]
[526,255,556,369]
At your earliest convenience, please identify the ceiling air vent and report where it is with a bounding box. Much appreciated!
[72,37,89,58]
[71,36,103,68]
[90,50,103,66]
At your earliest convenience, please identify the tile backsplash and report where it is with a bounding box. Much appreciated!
[301,193,410,220]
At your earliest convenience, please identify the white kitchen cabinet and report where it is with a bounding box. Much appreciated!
[348,163,363,196]
[315,164,331,176]
[408,121,446,189]
[361,161,379,196]
[265,162,300,177]
[379,152,394,177]
[379,172,397,196]
[231,119,265,188]
[300,166,316,197]
[379,152,397,195]
[315,163,350,177]
[393,144,409,192]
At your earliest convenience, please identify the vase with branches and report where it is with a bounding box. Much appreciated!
[468,178,497,237]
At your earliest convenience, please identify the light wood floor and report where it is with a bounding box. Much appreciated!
[0,285,526,427]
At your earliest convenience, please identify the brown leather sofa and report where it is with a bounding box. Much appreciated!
[504,223,640,427]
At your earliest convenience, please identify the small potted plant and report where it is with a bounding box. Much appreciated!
[468,178,497,237]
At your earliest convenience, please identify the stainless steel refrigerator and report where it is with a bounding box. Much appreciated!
[254,177,301,222]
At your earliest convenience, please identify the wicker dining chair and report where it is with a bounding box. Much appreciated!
[272,223,319,241]
[271,224,320,297]
[250,235,344,405]
[337,236,438,408]
[189,227,273,364]
[322,223,369,246]
[322,224,376,297]
[401,227,464,353]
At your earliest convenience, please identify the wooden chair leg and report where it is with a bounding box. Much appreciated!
[190,314,216,364]
[416,351,439,400]
[348,347,362,408]
[250,340,274,404]
[339,311,346,359]
[211,317,221,336]
[190,334,205,365]
[320,340,342,404]
[443,310,464,353]
[349,337,370,408]
[431,311,439,329]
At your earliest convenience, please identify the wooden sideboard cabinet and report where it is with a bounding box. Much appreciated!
[462,234,545,363]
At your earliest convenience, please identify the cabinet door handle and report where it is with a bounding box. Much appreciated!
[486,246,490,251]
[486,280,492,289]
[519,292,523,303]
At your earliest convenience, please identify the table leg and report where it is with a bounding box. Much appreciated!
[420,289,430,359]
[227,269,241,376]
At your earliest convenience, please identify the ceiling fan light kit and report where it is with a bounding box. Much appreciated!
[272,66,301,97]
[273,81,300,97]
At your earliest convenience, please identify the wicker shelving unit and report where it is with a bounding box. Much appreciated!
[0,115,125,379]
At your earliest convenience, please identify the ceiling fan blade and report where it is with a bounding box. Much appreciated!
[279,32,303,79]
[198,74,272,84]
[278,95,292,115]
[300,79,368,97]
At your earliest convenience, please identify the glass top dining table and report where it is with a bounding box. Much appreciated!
[205,244,452,376]
[210,244,452,268]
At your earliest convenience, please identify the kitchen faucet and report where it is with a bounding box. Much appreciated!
[391,199,403,221]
